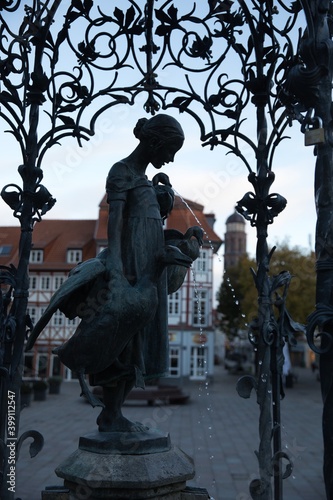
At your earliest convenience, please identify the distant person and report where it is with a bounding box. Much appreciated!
[311,361,318,373]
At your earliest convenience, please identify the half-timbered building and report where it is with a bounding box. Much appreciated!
[0,196,222,382]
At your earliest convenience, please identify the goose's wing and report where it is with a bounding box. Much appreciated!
[25,258,106,351]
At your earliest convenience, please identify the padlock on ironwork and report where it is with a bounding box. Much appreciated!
[304,117,325,146]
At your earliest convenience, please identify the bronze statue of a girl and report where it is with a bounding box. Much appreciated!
[26,114,203,433]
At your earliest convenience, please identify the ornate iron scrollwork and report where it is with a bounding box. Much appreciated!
[0,1,332,499]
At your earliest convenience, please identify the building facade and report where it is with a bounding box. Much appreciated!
[166,199,221,382]
[0,196,222,383]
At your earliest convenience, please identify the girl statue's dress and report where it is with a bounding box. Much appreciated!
[90,160,171,388]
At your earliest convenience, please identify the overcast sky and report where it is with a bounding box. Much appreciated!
[0,2,316,302]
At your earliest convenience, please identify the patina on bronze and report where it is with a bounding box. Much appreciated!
[26,114,203,433]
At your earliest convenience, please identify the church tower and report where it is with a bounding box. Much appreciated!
[224,210,247,270]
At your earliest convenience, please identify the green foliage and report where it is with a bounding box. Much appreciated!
[217,244,316,339]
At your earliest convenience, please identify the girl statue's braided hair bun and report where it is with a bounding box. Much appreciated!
[133,114,184,142]
[133,118,148,140]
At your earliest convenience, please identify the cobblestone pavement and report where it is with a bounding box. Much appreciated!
[13,365,325,500]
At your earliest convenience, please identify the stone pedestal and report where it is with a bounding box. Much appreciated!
[55,429,195,499]
[41,486,211,500]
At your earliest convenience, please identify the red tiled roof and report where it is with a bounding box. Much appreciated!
[0,195,222,270]
[0,220,96,270]
[0,226,21,266]
[167,196,222,252]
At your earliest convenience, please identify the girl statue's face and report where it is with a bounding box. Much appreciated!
[150,136,184,169]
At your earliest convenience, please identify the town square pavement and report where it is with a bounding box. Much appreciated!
[14,365,325,500]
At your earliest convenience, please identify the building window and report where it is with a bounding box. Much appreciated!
[27,306,38,325]
[30,249,43,263]
[67,317,79,326]
[190,346,207,379]
[54,275,65,290]
[0,245,12,256]
[53,310,64,326]
[67,249,82,264]
[194,250,208,272]
[168,291,180,315]
[29,275,37,290]
[193,289,208,326]
[41,276,51,290]
[36,353,48,378]
[169,347,181,377]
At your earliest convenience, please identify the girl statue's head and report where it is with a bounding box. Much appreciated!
[134,114,185,169]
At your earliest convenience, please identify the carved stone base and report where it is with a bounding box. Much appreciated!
[55,430,195,499]
[41,486,211,500]
[78,428,171,455]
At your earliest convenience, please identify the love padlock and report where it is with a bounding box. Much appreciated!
[304,117,325,146]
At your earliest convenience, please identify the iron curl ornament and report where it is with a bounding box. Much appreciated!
[306,303,333,355]
[0,1,332,499]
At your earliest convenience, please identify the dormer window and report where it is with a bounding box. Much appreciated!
[67,249,82,264]
[0,245,12,256]
[30,249,43,263]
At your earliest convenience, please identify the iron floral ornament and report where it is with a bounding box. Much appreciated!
[236,171,287,228]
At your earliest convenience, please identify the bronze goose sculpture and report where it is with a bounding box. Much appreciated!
[26,245,192,406]
[164,225,204,294]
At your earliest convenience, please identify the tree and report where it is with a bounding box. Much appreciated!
[217,244,316,339]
